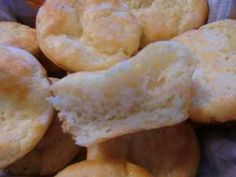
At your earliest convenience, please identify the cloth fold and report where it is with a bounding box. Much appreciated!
[0,0,15,21]
[207,0,236,22]
[197,125,236,177]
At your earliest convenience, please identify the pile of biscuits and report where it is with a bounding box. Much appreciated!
[0,0,235,177]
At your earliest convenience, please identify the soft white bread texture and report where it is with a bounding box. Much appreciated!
[87,122,200,177]
[36,0,141,72]
[55,160,154,177]
[51,41,196,147]
[173,19,236,123]
[0,45,53,169]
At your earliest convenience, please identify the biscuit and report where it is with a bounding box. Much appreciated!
[0,22,39,55]
[200,19,236,33]
[87,122,200,177]
[0,21,66,77]
[8,78,79,175]
[36,0,141,72]
[55,160,154,177]
[0,45,53,169]
[122,0,208,46]
[8,113,80,176]
[50,41,196,146]
[173,19,236,123]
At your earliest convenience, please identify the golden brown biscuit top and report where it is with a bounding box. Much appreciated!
[200,19,236,60]
[36,0,208,72]
[55,160,154,177]
[0,22,39,55]
[8,116,80,176]
[0,45,53,169]
[173,19,236,122]
[87,123,200,177]
[174,20,236,84]
[122,0,208,46]
[123,0,155,9]
[200,19,236,33]
[37,0,141,72]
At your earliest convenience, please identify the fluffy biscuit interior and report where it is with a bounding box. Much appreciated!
[51,41,196,146]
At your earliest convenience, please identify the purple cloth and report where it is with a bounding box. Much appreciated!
[0,0,15,21]
[197,125,236,177]
[0,0,38,27]
[207,0,236,22]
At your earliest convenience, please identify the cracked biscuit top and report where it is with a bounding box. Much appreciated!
[122,0,208,46]
[36,0,141,72]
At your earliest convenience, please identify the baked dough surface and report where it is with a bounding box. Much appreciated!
[173,19,236,122]
[8,114,79,176]
[0,45,53,169]
[55,160,154,177]
[87,122,200,177]
[0,22,39,55]
[51,41,196,146]
[123,0,208,46]
[36,0,141,72]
